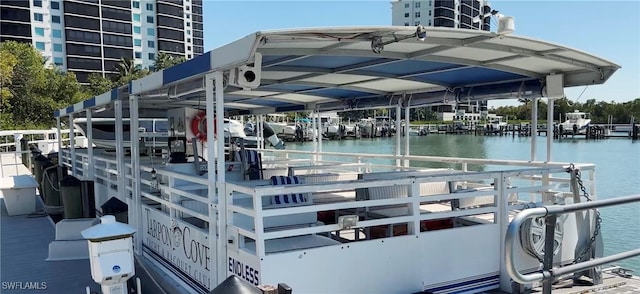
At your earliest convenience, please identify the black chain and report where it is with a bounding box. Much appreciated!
[566,163,602,264]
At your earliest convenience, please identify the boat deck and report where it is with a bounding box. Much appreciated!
[0,154,183,294]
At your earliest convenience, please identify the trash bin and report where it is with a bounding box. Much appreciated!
[0,175,39,216]
[33,155,49,193]
[60,175,83,219]
[20,138,29,169]
[29,148,42,174]
[101,197,128,223]
[41,162,65,215]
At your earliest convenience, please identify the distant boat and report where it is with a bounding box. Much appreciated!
[560,110,591,135]
[73,117,248,148]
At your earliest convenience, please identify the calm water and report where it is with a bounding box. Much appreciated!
[285,134,640,272]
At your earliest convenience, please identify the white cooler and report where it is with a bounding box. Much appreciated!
[0,175,39,216]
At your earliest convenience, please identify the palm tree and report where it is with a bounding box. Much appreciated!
[114,57,139,78]
[153,52,187,71]
[113,58,149,87]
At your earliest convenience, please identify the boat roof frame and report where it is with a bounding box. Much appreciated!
[55,26,620,118]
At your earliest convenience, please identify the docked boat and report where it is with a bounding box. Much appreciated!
[73,117,248,149]
[46,25,640,294]
[559,110,591,135]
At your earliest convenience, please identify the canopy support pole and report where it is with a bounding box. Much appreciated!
[56,117,62,165]
[530,97,538,161]
[129,94,142,255]
[404,106,410,168]
[86,110,94,180]
[395,105,401,167]
[546,98,554,162]
[68,114,75,173]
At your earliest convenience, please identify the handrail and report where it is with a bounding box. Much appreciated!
[505,194,640,286]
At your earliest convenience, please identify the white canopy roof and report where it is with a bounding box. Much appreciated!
[56,26,620,118]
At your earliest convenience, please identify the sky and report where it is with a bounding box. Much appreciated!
[202,1,640,107]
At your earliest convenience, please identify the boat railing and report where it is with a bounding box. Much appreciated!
[60,148,213,225]
[225,165,580,258]
[505,194,640,294]
[0,129,79,178]
[259,148,596,172]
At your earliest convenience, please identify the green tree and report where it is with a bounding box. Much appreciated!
[153,52,187,71]
[0,41,87,129]
[0,49,18,127]
[85,73,114,96]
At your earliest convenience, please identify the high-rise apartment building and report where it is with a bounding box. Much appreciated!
[0,0,204,83]
[391,0,491,31]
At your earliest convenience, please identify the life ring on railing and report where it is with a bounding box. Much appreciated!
[190,111,216,141]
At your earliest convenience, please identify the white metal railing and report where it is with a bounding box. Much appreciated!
[225,163,582,258]
[0,129,82,178]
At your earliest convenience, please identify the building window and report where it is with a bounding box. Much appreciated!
[148,53,155,60]
[146,3,153,10]
[35,27,45,36]
[415,12,421,17]
[187,54,191,59]
[132,1,139,8]
[429,10,431,16]
[52,15,60,23]
[33,0,42,7]
[187,30,191,35]
[147,28,154,36]
[133,26,141,34]
[186,22,190,27]
[404,22,409,26]
[147,40,154,48]
[134,51,141,58]
[428,20,432,26]
[186,14,190,19]
[404,12,409,18]
[53,43,63,52]
[415,2,420,8]
[187,46,191,50]
[187,38,191,42]
[415,21,420,25]
[134,39,141,46]
[34,13,43,22]
[52,29,61,38]
[53,57,63,65]
[35,42,45,50]
[429,0,432,6]
[146,16,154,23]
[404,3,409,8]
[133,14,140,21]
[51,1,59,9]
[186,6,190,11]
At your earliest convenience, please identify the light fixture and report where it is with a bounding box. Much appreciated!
[416,25,427,41]
[473,9,500,23]
[370,36,384,54]
[472,9,515,35]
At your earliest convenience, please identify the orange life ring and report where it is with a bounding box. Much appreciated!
[190,111,216,141]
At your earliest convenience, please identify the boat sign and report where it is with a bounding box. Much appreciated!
[228,250,261,286]
[142,207,212,290]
